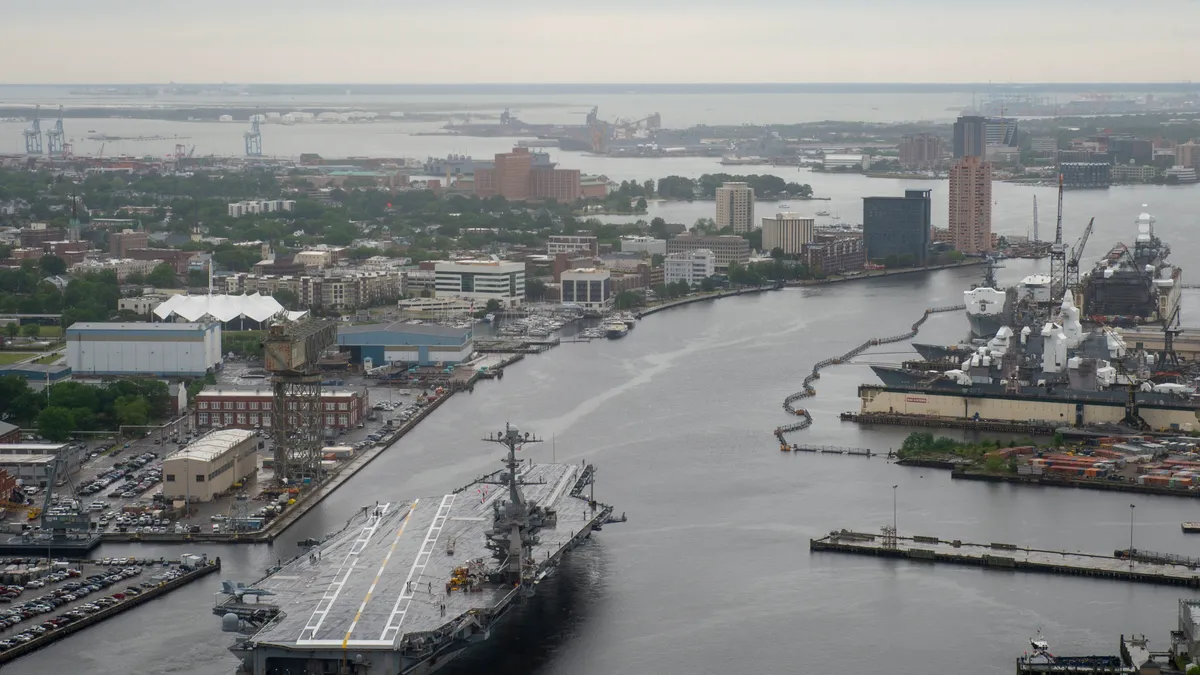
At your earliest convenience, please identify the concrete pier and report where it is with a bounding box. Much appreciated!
[810,530,1200,587]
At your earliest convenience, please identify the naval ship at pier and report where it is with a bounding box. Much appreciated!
[214,424,621,675]
[869,209,1196,431]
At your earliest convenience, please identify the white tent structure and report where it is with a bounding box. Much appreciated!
[153,293,306,329]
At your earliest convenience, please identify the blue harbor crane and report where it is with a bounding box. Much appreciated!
[23,105,42,155]
[46,105,65,156]
[244,114,262,157]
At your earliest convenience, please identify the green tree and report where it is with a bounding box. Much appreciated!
[613,290,644,310]
[273,289,300,310]
[39,255,67,277]
[525,278,547,301]
[37,406,75,442]
[651,253,665,267]
[21,323,39,338]
[146,263,178,288]
[124,271,146,286]
[770,247,785,260]
[4,322,18,338]
[635,197,647,211]
[112,395,149,427]
[699,277,716,292]
[187,269,209,287]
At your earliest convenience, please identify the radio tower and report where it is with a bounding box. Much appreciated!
[46,106,65,157]
[244,114,263,157]
[23,105,43,155]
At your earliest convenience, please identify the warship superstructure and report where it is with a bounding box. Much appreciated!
[216,425,619,675]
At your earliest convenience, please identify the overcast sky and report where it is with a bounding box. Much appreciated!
[2,0,1197,84]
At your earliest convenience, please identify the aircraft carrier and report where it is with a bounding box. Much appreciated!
[216,425,620,675]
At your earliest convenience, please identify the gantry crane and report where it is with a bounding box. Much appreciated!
[40,454,89,537]
[1065,217,1095,298]
[23,105,43,155]
[244,113,263,157]
[46,106,65,157]
[1048,174,1067,303]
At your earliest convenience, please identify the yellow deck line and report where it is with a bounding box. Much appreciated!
[341,499,418,649]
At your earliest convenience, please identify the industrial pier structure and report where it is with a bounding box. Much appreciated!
[219,425,619,675]
[811,530,1200,588]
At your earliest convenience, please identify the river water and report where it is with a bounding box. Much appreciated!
[6,92,1200,673]
[9,255,1200,675]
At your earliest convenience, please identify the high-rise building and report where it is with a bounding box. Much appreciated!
[862,190,932,266]
[899,133,945,169]
[1177,141,1200,168]
[761,214,815,255]
[984,118,1019,148]
[473,147,581,202]
[953,116,987,159]
[715,182,755,234]
[948,156,992,254]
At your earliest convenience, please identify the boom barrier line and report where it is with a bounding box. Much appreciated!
[773,305,965,446]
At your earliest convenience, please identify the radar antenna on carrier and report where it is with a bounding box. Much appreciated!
[480,424,555,590]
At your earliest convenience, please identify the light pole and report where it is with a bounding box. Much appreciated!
[892,484,898,539]
[1129,504,1136,569]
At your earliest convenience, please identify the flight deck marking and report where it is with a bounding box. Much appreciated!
[296,502,392,643]
[379,493,456,642]
[341,504,416,649]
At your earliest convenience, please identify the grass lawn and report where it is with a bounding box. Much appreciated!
[37,325,61,338]
[0,353,31,365]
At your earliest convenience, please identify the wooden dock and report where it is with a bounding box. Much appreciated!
[810,530,1200,587]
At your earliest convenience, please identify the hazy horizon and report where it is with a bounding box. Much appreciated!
[3,0,1198,85]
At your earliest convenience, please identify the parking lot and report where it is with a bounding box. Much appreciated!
[0,558,190,654]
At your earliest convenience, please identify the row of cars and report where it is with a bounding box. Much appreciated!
[0,566,146,652]
[77,452,163,500]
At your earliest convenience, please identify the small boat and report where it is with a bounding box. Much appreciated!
[483,313,495,323]
[815,210,831,216]
[780,204,791,209]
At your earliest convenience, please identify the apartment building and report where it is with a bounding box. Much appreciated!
[222,270,405,311]
[715,182,755,234]
[761,214,815,255]
[227,199,297,217]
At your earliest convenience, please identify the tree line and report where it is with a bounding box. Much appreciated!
[656,174,814,200]
[0,377,173,442]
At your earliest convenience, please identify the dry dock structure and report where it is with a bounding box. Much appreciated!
[811,530,1200,587]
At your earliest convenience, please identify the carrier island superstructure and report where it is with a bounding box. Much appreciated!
[216,425,620,675]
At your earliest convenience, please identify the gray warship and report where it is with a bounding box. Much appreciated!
[215,424,621,675]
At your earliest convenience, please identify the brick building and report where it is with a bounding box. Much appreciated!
[127,248,197,275]
[19,226,65,248]
[802,236,866,276]
[109,229,149,257]
[474,147,582,202]
[193,386,369,431]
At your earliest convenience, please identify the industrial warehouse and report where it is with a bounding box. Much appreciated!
[65,322,222,377]
[336,321,474,366]
[192,386,369,432]
[162,429,259,503]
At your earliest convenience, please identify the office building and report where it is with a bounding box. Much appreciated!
[985,118,1019,148]
[953,116,987,158]
[1107,137,1153,166]
[434,260,525,308]
[547,235,599,256]
[666,235,749,270]
[109,229,149,257]
[715,182,755,234]
[899,133,944,169]
[70,257,161,282]
[761,214,815,255]
[193,387,368,432]
[18,225,65,249]
[162,429,258,502]
[664,250,715,286]
[1059,162,1112,188]
[473,147,581,202]
[1112,163,1158,183]
[337,322,474,366]
[1177,141,1200,168]
[619,236,666,255]
[948,156,992,254]
[862,190,932,265]
[560,268,613,311]
[66,322,222,377]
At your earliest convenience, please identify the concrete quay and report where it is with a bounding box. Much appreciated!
[811,530,1200,587]
[634,284,779,318]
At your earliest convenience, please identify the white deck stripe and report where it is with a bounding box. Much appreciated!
[543,465,576,507]
[378,493,456,642]
[296,502,391,643]
[341,503,416,647]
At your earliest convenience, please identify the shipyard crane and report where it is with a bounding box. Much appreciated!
[244,113,263,157]
[23,105,43,155]
[1048,174,1068,303]
[40,453,90,537]
[1159,304,1182,368]
[261,317,337,484]
[1065,217,1095,297]
[1032,195,1039,243]
[46,106,65,157]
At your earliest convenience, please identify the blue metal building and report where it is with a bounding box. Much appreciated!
[336,322,473,367]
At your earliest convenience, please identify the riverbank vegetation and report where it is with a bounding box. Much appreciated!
[896,432,1034,472]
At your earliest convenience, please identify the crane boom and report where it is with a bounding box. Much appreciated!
[1048,174,1068,303]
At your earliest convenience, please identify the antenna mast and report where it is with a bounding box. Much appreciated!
[481,424,549,587]
[1032,195,1039,243]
